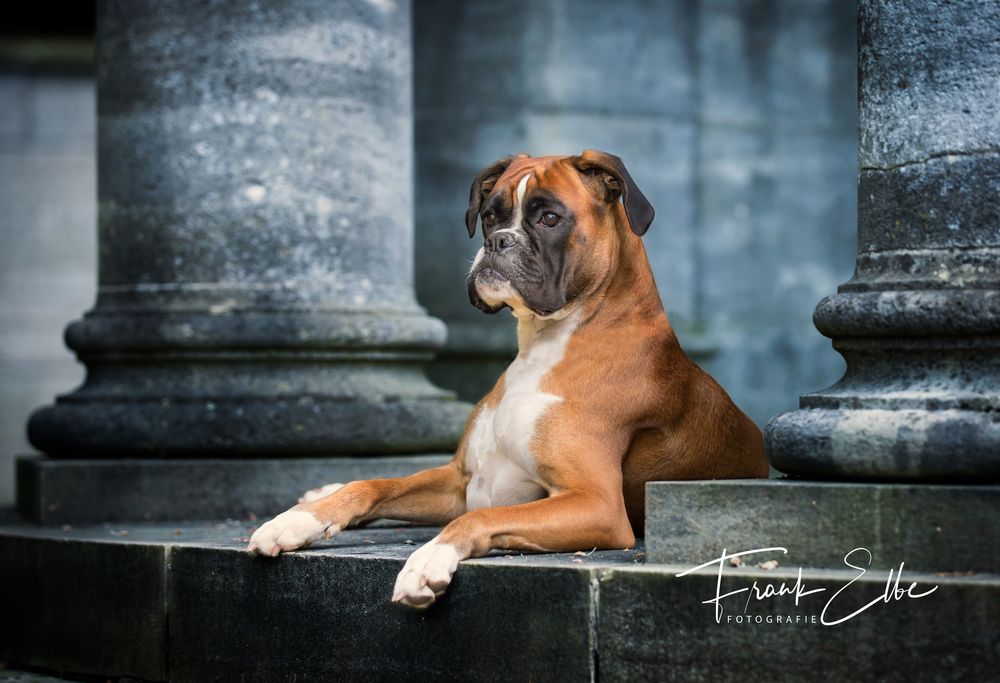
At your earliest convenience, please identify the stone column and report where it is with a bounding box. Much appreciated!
[766,0,1000,479]
[28,0,470,457]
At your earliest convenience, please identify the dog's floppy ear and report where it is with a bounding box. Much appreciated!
[571,150,655,236]
[465,154,526,238]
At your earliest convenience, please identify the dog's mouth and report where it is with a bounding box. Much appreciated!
[474,268,517,302]
[468,263,519,314]
[469,260,566,318]
[473,264,509,287]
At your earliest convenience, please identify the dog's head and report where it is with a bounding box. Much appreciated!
[465,150,654,318]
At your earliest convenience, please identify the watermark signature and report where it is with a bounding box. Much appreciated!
[675,547,938,626]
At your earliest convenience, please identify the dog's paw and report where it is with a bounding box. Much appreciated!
[391,538,461,609]
[247,509,336,557]
[297,482,345,504]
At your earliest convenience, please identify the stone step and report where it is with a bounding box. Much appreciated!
[0,670,76,683]
[16,455,449,524]
[645,479,1000,574]
[1,519,997,682]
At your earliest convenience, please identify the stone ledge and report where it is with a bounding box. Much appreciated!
[1,520,996,682]
[598,565,1000,682]
[16,454,450,524]
[0,670,77,683]
[0,521,633,682]
[645,479,1000,574]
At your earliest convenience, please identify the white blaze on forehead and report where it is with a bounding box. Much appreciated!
[506,172,532,233]
[473,171,532,307]
[516,173,531,204]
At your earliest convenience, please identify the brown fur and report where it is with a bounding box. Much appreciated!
[294,153,767,560]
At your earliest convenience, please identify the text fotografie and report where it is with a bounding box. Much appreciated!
[675,547,939,626]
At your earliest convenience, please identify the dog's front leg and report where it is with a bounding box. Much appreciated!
[247,462,468,556]
[392,489,634,608]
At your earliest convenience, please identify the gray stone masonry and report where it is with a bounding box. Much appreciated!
[646,480,1000,573]
[0,521,996,681]
[27,0,470,458]
[766,0,1000,478]
[642,3,1000,653]
[16,454,448,524]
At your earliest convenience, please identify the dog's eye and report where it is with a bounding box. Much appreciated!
[539,212,560,227]
[482,212,496,229]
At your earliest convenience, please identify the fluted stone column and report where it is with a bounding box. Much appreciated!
[28,0,470,457]
[766,0,1000,479]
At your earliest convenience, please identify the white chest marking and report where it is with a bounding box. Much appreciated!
[465,310,580,510]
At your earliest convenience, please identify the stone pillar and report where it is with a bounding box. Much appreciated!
[28,0,470,457]
[766,0,1000,479]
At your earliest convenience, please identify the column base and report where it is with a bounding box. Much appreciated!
[30,303,474,457]
[16,454,450,524]
[765,407,1000,479]
[28,394,471,457]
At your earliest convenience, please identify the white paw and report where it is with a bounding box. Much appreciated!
[298,482,345,504]
[391,538,461,609]
[247,509,337,557]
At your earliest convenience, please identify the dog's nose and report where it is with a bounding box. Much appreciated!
[485,231,514,253]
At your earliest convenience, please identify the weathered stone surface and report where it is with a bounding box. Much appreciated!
[169,545,600,682]
[1,519,996,681]
[27,0,471,457]
[645,480,1000,573]
[0,670,78,683]
[598,565,1000,682]
[0,531,166,680]
[766,0,1000,478]
[0,521,638,682]
[16,454,449,524]
[857,0,1000,168]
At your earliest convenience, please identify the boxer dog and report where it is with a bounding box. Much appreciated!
[248,150,768,607]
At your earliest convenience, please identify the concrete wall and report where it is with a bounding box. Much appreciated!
[0,75,97,504]
[414,0,858,426]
